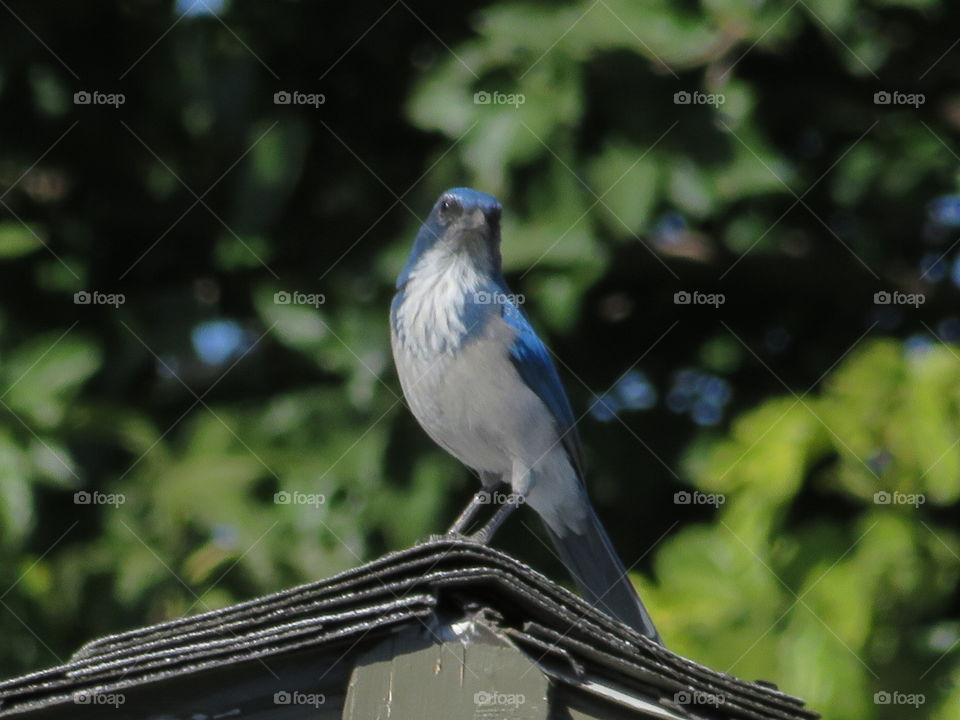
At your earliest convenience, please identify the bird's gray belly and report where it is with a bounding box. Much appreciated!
[393,325,557,475]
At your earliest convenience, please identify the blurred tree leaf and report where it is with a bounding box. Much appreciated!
[0,222,43,259]
[0,430,32,544]
[3,335,101,428]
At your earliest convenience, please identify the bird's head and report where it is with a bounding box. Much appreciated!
[396,187,503,287]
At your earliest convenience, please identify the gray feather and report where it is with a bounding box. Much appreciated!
[541,500,662,643]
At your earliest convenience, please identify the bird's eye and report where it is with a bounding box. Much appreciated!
[438,198,460,220]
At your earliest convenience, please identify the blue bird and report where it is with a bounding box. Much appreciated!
[390,187,662,643]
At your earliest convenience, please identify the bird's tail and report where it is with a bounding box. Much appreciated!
[542,503,663,644]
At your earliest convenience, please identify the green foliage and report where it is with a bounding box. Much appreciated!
[659,341,960,718]
[0,222,43,259]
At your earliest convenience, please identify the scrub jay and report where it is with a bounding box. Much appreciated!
[390,187,662,644]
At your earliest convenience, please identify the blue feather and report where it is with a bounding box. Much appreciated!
[500,298,584,476]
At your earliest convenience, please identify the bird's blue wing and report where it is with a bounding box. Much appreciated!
[500,300,584,476]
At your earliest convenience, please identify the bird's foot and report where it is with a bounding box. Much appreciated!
[467,527,494,545]
[466,498,519,545]
[446,490,491,535]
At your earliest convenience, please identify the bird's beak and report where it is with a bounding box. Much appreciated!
[462,207,488,230]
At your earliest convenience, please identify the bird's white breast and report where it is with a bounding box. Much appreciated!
[392,246,486,357]
[391,244,576,508]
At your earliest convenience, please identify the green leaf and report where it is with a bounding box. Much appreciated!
[0,222,43,259]
[588,143,660,238]
[3,335,101,427]
[694,397,824,504]
[0,431,32,544]
[254,286,329,353]
[214,233,273,270]
[668,159,714,218]
[28,437,77,486]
